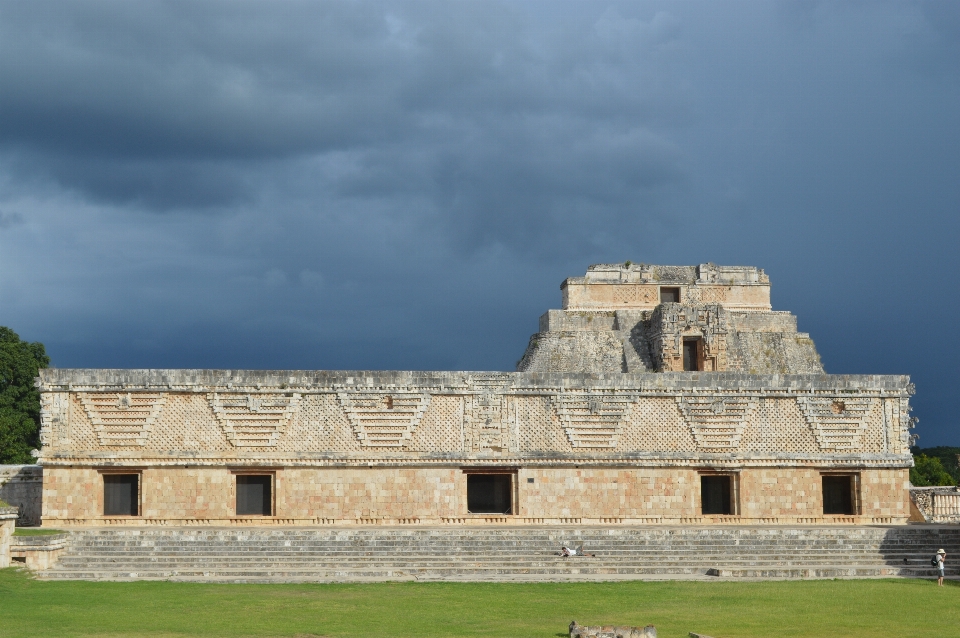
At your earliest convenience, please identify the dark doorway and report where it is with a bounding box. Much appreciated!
[683,338,701,371]
[467,474,513,514]
[236,475,273,516]
[701,475,732,515]
[660,287,681,303]
[103,474,139,516]
[822,475,855,515]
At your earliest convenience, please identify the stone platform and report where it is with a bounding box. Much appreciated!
[37,525,960,583]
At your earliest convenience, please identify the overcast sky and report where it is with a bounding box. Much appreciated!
[1,1,958,444]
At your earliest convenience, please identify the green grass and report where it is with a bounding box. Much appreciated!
[2,568,959,637]
[13,528,65,536]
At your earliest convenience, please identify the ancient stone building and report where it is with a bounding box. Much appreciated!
[518,263,822,374]
[35,264,915,527]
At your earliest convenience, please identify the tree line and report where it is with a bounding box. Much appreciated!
[0,327,49,464]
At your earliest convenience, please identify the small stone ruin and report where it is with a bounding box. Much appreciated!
[569,620,657,638]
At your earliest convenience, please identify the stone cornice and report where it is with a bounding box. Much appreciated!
[39,453,912,469]
[37,369,914,396]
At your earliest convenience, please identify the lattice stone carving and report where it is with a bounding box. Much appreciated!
[699,286,728,303]
[552,392,637,448]
[613,286,657,304]
[78,392,166,447]
[796,396,875,451]
[207,393,300,447]
[337,391,430,448]
[676,394,757,450]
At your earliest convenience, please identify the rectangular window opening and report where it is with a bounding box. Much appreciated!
[683,338,702,372]
[236,475,273,516]
[822,475,857,515]
[103,474,139,516]
[701,475,734,515]
[660,287,681,303]
[467,474,513,514]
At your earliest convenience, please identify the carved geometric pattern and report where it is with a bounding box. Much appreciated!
[78,392,166,447]
[337,391,430,448]
[675,394,757,450]
[207,393,300,447]
[613,286,656,304]
[552,392,637,448]
[699,286,728,303]
[796,396,875,451]
[464,394,514,453]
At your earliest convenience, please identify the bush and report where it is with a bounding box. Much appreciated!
[911,446,960,484]
[910,454,955,487]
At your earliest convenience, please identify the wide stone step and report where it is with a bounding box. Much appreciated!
[54,545,960,553]
[40,526,960,583]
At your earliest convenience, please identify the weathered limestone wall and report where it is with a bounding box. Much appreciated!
[0,465,42,526]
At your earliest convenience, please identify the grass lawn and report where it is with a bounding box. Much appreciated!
[1,568,958,637]
[13,528,66,536]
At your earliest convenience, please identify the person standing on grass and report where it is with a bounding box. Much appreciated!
[935,549,946,586]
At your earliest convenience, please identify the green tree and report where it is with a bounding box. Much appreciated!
[0,327,50,464]
[910,454,956,487]
[911,446,960,484]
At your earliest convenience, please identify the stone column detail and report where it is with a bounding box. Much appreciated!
[0,506,17,568]
[39,392,71,448]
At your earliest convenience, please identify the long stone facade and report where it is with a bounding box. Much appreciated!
[34,264,916,527]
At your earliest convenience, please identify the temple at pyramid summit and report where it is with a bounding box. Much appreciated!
[34,263,915,527]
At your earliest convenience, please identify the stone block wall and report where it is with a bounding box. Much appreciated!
[40,465,910,526]
[0,465,42,526]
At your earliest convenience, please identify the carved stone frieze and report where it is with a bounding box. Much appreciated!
[79,392,166,447]
[463,394,514,454]
[337,391,430,448]
[796,396,874,451]
[676,394,757,451]
[552,392,637,448]
[207,393,300,447]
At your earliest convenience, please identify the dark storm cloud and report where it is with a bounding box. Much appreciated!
[0,1,958,443]
[0,0,688,234]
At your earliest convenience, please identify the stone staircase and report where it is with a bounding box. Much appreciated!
[38,525,960,583]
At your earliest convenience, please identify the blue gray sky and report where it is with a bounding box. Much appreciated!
[1,1,958,444]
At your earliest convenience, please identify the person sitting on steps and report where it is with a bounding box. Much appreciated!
[558,544,595,557]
